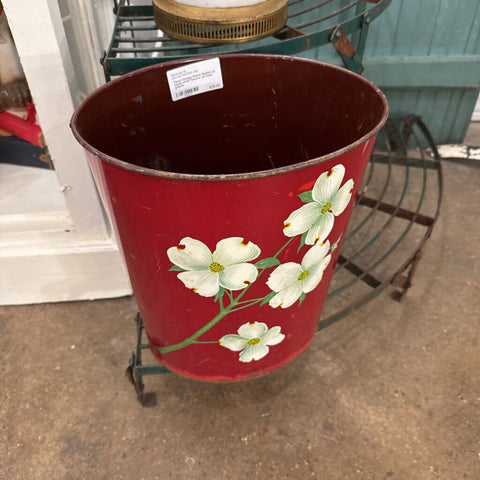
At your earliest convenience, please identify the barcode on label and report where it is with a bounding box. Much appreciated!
[166,58,223,102]
[175,86,200,99]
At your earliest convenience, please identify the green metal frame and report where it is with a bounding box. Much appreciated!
[320,115,442,329]
[126,313,168,406]
[102,0,391,80]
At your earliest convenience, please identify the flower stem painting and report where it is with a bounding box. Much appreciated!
[158,164,354,363]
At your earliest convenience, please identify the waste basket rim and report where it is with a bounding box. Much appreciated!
[70,53,388,182]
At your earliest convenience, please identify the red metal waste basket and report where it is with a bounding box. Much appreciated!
[71,54,388,381]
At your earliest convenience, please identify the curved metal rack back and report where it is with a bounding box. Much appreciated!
[103,0,392,80]
[322,115,442,329]
[104,0,443,403]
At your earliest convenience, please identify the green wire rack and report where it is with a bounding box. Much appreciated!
[103,0,392,80]
[320,115,442,328]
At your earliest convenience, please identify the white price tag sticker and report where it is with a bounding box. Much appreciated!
[166,57,224,102]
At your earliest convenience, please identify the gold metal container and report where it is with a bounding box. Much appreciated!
[152,0,288,44]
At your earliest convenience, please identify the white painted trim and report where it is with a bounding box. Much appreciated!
[63,0,107,95]
[0,241,132,305]
[2,0,110,242]
[0,163,69,217]
[91,0,116,56]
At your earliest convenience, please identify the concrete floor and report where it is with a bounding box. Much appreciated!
[1,141,480,479]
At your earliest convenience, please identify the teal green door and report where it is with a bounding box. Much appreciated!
[302,0,480,145]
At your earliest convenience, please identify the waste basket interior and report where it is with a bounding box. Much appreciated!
[72,55,387,176]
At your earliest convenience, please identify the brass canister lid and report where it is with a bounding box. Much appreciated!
[153,0,288,44]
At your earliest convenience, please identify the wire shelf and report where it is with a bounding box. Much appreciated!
[103,0,391,79]
[320,115,442,328]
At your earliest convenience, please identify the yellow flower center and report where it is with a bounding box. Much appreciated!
[321,202,332,215]
[248,338,261,346]
[210,262,225,273]
[298,270,309,281]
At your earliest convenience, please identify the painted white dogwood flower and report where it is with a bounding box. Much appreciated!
[167,237,261,297]
[219,321,285,363]
[283,164,354,245]
[266,240,331,308]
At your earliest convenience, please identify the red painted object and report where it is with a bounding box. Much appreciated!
[0,103,44,147]
[71,54,388,381]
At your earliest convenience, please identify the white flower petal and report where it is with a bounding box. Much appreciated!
[283,202,322,238]
[331,179,354,216]
[261,326,285,346]
[301,240,330,270]
[239,344,269,362]
[219,334,248,352]
[167,237,213,270]
[177,270,219,297]
[268,283,303,309]
[301,242,331,293]
[266,262,303,292]
[301,254,331,293]
[268,292,284,309]
[305,213,334,245]
[238,321,268,339]
[219,263,258,291]
[213,237,261,266]
[312,164,345,204]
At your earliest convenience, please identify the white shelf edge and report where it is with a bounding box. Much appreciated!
[0,239,133,305]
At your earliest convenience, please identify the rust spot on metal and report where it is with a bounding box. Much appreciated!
[331,28,356,58]
[274,25,304,40]
[392,273,408,288]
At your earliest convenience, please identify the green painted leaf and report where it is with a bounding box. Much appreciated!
[260,291,277,307]
[297,231,309,253]
[330,234,343,252]
[298,292,307,306]
[298,190,313,203]
[169,265,185,272]
[255,257,281,269]
[214,287,225,303]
